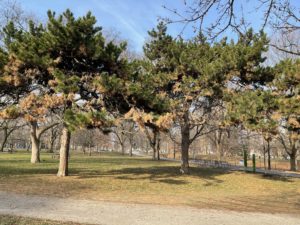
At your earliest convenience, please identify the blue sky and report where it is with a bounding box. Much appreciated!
[17,0,299,53]
[19,0,185,52]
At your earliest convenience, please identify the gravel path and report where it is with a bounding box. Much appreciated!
[0,192,299,225]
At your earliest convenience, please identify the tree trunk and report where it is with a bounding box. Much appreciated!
[173,141,176,159]
[57,126,71,177]
[151,130,158,160]
[89,144,92,156]
[129,138,133,157]
[49,130,57,153]
[30,122,40,164]
[267,140,271,170]
[215,129,223,161]
[49,139,55,153]
[156,131,160,160]
[121,143,125,155]
[283,137,298,172]
[263,147,266,170]
[216,142,222,161]
[151,143,156,160]
[0,127,8,152]
[289,151,297,171]
[180,111,190,174]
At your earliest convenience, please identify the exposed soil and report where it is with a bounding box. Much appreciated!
[0,192,299,225]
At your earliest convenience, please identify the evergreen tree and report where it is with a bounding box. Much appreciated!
[1,9,129,176]
[1,19,60,163]
[43,10,129,176]
[224,29,276,170]
[232,29,274,87]
[123,59,172,160]
[227,90,278,170]
[143,23,238,173]
[274,59,300,171]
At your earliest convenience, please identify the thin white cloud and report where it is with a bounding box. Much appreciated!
[91,0,146,49]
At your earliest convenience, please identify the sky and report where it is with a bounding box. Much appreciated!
[17,0,300,53]
[18,0,186,52]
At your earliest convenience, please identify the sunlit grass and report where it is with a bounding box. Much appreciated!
[0,151,299,214]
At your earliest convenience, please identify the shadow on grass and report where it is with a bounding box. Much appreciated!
[258,173,295,182]
[0,158,83,176]
[0,166,84,176]
[76,164,230,186]
[0,154,296,185]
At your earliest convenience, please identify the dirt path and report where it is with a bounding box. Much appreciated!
[0,192,299,225]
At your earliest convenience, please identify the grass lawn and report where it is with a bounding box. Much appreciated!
[0,151,299,214]
[0,215,91,225]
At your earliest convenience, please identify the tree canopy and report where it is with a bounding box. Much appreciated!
[0,6,299,175]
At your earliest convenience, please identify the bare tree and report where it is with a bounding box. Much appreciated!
[112,120,137,156]
[0,0,37,43]
[0,118,24,152]
[29,120,59,163]
[164,0,299,55]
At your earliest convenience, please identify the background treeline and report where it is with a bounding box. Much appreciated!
[0,1,299,176]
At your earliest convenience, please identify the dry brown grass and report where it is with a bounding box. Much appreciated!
[0,152,299,214]
[0,214,92,225]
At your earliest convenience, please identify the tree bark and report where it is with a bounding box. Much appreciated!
[263,145,266,170]
[129,137,133,157]
[216,142,221,161]
[49,128,58,153]
[151,130,158,160]
[57,126,71,177]
[30,121,59,163]
[0,122,19,152]
[267,140,271,170]
[121,143,125,155]
[215,129,223,161]
[156,131,160,160]
[173,141,176,159]
[180,111,190,174]
[30,122,40,163]
[0,127,8,152]
[289,151,297,171]
[280,134,298,172]
[151,142,156,160]
[49,139,55,153]
[290,154,297,171]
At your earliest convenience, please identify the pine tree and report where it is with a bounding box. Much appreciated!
[274,59,300,171]
[143,23,239,173]
[224,29,277,170]
[1,9,130,176]
[227,90,278,170]
[122,59,172,160]
[43,10,129,176]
